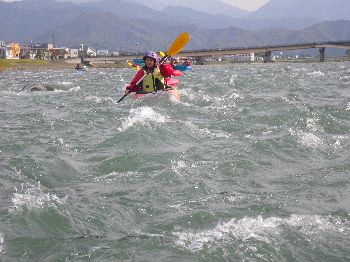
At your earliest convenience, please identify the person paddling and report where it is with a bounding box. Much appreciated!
[118,32,190,103]
[125,51,181,95]
[183,58,191,66]
[170,57,177,67]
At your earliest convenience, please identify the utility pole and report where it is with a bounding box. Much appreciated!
[80,43,84,63]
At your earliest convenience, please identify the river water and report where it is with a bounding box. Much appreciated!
[0,62,350,261]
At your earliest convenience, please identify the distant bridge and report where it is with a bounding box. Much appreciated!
[180,41,350,62]
[82,40,350,64]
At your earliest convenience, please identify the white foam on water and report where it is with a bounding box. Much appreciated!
[281,96,299,105]
[331,135,347,150]
[68,86,81,92]
[339,75,350,80]
[183,121,231,139]
[299,132,323,148]
[306,118,323,133]
[292,67,307,72]
[0,232,4,253]
[118,106,168,132]
[85,95,114,104]
[52,86,80,93]
[289,128,323,148]
[56,137,77,152]
[168,92,181,103]
[171,160,188,176]
[182,89,212,102]
[92,171,141,183]
[229,74,238,86]
[85,95,103,103]
[227,194,251,203]
[171,158,215,178]
[227,92,242,99]
[346,102,350,111]
[173,214,348,252]
[9,183,66,214]
[60,81,73,86]
[307,71,325,76]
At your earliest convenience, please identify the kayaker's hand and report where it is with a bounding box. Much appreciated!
[124,89,129,95]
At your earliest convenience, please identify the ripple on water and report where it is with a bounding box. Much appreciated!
[173,214,350,253]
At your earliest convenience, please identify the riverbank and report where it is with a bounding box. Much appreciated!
[0,59,71,71]
[0,59,128,71]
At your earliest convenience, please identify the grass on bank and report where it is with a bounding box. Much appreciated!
[0,59,130,70]
[0,59,49,70]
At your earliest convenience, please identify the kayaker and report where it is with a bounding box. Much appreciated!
[125,51,182,95]
[170,57,177,67]
[183,58,191,66]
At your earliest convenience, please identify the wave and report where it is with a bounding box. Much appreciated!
[118,106,169,132]
[307,71,325,76]
[0,232,3,253]
[173,214,350,252]
[9,182,66,214]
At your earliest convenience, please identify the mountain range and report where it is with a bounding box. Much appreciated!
[1,0,350,52]
[128,0,250,17]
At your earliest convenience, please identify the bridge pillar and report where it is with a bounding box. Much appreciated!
[319,47,325,62]
[264,51,272,63]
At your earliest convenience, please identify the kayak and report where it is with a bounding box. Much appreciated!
[174,65,192,71]
[133,88,180,101]
[165,78,180,86]
[131,64,141,71]
[133,77,181,100]
[133,59,145,66]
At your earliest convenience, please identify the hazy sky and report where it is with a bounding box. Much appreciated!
[222,0,269,11]
[1,0,270,11]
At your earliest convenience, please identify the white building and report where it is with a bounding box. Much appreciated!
[97,49,109,56]
[223,53,255,62]
[234,53,255,61]
[0,47,12,59]
[86,47,97,57]
[67,48,79,58]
